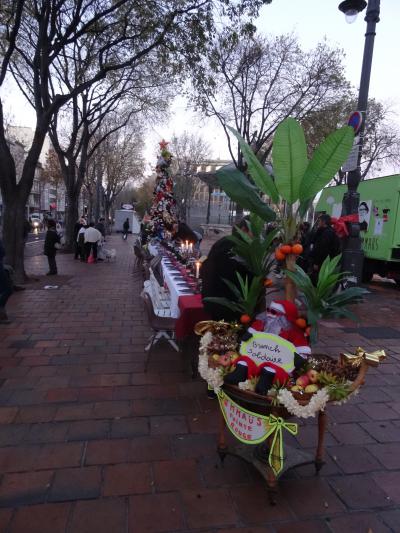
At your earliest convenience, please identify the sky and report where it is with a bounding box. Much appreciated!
[144,0,400,171]
[3,0,400,174]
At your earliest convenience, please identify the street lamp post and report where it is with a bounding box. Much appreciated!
[338,0,380,284]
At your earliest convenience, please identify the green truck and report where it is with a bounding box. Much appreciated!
[316,174,400,284]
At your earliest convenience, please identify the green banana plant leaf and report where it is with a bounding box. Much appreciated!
[272,117,308,204]
[299,126,354,202]
[249,213,264,238]
[216,165,277,223]
[202,297,244,314]
[227,126,280,204]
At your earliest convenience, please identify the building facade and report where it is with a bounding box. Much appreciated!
[0,127,66,227]
[188,159,233,228]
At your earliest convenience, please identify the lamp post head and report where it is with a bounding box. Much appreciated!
[338,0,367,23]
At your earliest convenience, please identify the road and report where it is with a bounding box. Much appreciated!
[25,231,45,257]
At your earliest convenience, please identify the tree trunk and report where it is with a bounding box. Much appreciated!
[104,204,111,235]
[284,254,297,303]
[65,189,79,250]
[2,195,27,283]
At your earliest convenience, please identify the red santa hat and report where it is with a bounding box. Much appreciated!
[269,300,298,324]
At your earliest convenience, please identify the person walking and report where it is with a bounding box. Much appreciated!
[44,219,61,275]
[0,239,13,324]
[84,222,102,261]
[309,214,341,285]
[122,218,129,240]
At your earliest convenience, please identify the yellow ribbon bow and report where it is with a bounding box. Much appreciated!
[341,347,386,368]
[264,415,298,476]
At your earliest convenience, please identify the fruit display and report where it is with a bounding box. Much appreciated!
[197,319,386,419]
[275,242,303,261]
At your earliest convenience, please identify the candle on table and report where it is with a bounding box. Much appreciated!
[188,243,193,253]
[195,261,200,279]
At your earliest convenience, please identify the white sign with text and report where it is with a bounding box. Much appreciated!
[239,331,295,373]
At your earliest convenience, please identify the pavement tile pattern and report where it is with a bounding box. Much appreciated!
[0,236,399,532]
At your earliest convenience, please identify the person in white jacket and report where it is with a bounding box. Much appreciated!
[84,222,102,262]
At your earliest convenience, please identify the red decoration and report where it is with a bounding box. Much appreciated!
[159,139,169,150]
[331,214,359,238]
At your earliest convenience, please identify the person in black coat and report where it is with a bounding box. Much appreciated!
[200,219,253,322]
[44,219,61,275]
[172,221,199,246]
[0,239,13,324]
[309,214,340,285]
[73,218,85,259]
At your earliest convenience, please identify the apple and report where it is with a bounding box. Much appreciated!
[296,375,310,388]
[307,369,319,384]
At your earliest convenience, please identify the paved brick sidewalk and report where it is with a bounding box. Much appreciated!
[0,236,399,532]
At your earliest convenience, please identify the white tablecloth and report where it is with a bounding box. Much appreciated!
[145,242,195,317]
[161,259,194,318]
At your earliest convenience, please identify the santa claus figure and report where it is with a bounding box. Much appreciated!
[224,300,310,395]
[255,300,310,357]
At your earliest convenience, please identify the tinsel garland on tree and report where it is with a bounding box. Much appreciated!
[149,139,177,238]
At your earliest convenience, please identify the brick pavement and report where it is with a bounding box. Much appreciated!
[0,236,399,532]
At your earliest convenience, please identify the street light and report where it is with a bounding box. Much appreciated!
[338,0,380,284]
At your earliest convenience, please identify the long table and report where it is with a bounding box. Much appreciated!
[147,242,209,339]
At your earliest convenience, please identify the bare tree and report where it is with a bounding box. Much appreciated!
[95,117,145,229]
[169,131,210,221]
[130,178,155,217]
[1,0,269,280]
[192,30,349,170]
[302,96,400,184]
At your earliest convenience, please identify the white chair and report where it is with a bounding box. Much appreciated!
[141,292,179,371]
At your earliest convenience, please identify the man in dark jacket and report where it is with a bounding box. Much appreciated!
[122,218,129,240]
[44,219,61,275]
[309,214,340,284]
[172,221,199,246]
[200,219,253,322]
[0,239,13,324]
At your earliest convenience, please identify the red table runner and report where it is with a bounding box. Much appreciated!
[175,294,210,340]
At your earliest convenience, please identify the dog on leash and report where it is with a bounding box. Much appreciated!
[103,248,116,262]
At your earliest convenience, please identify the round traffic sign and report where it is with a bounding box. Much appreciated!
[348,111,363,133]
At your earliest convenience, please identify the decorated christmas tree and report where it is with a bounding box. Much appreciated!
[149,139,177,239]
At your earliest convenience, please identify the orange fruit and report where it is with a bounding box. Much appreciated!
[280,244,292,255]
[240,314,252,325]
[291,243,303,255]
[264,278,273,288]
[296,318,307,329]
[275,249,286,261]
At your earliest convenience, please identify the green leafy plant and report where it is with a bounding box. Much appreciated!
[227,213,278,278]
[284,254,368,344]
[217,119,354,243]
[203,272,264,319]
